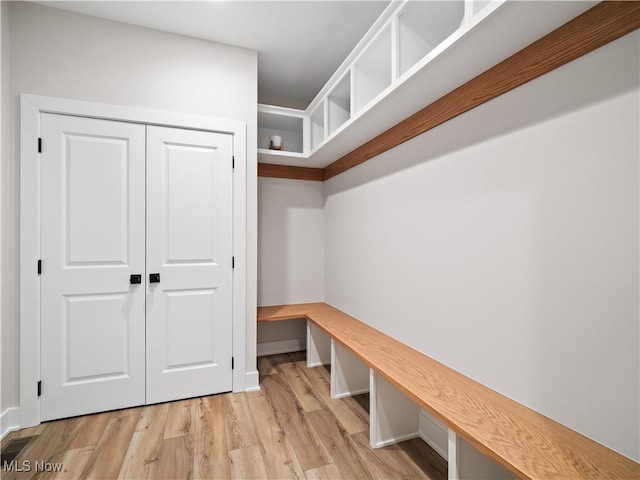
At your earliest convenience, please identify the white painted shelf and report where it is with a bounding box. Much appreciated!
[258,106,305,155]
[258,0,597,168]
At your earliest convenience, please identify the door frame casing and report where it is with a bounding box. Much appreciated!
[19,94,248,427]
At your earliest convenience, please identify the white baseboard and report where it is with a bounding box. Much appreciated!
[1,407,20,440]
[307,360,330,368]
[373,431,419,448]
[257,337,305,357]
[332,387,370,399]
[419,409,448,460]
[245,370,260,391]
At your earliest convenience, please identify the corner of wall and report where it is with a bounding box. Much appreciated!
[1,0,20,416]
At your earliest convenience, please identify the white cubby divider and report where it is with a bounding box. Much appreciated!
[327,72,351,136]
[397,1,466,78]
[257,0,520,166]
[353,24,393,114]
[465,0,493,21]
[310,100,326,151]
[369,371,421,448]
[330,340,369,399]
[306,321,331,368]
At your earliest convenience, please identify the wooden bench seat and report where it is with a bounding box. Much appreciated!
[257,302,639,480]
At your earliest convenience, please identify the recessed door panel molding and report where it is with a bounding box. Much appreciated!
[65,134,130,266]
[164,288,217,370]
[146,125,234,404]
[40,113,146,421]
[165,142,220,265]
[64,293,130,382]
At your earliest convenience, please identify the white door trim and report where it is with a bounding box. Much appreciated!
[19,94,248,428]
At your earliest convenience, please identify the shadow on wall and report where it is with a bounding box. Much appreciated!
[325,31,640,196]
[257,177,324,307]
[322,30,639,460]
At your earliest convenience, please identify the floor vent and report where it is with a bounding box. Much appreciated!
[1,436,37,467]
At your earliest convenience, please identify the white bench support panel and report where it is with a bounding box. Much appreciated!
[306,321,331,367]
[419,409,448,460]
[448,430,513,480]
[330,340,369,399]
[369,370,420,448]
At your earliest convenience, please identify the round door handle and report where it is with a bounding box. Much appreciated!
[149,273,160,283]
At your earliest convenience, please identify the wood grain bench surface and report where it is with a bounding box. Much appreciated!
[257,302,639,480]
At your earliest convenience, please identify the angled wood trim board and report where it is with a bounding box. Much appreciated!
[323,1,640,180]
[257,163,324,182]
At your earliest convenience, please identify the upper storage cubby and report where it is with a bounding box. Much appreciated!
[258,0,501,166]
[310,101,325,151]
[397,1,465,77]
[257,0,591,168]
[468,0,492,17]
[327,73,351,136]
[258,108,304,154]
[353,25,392,114]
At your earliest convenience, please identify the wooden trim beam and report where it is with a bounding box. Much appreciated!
[321,1,640,180]
[257,162,323,181]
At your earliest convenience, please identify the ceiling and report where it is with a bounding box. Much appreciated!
[36,1,390,109]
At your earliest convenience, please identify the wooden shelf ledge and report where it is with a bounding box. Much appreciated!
[256,302,639,480]
[257,302,328,322]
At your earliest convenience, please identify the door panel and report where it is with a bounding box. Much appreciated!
[65,293,130,381]
[146,126,233,404]
[165,143,219,263]
[41,114,146,421]
[165,288,217,367]
[66,136,129,265]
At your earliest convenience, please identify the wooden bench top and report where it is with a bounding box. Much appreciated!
[257,302,639,480]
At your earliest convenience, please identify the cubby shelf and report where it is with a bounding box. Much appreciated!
[257,0,596,169]
[327,73,351,136]
[257,106,305,158]
[397,1,465,78]
[353,24,392,114]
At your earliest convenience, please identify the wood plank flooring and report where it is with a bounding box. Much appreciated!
[1,352,447,479]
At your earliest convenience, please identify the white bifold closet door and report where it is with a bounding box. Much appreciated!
[40,114,233,421]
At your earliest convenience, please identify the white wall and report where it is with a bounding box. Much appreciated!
[1,0,15,422]
[0,0,9,417]
[2,2,258,414]
[258,177,324,306]
[324,31,639,461]
[258,177,324,354]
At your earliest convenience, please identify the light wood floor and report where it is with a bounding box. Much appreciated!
[1,352,447,479]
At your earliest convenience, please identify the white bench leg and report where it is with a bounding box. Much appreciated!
[306,321,331,367]
[369,370,420,448]
[448,430,460,480]
[330,340,369,399]
[447,430,513,480]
